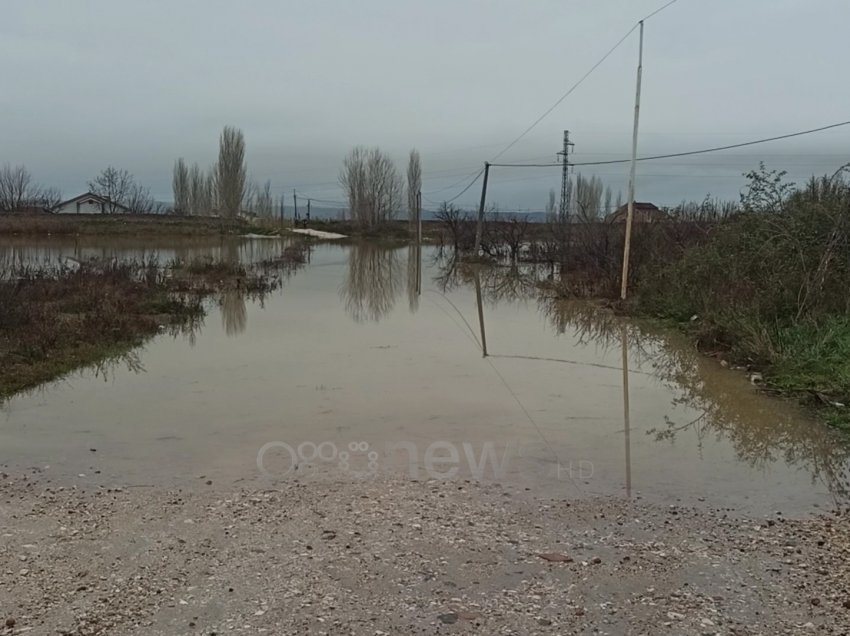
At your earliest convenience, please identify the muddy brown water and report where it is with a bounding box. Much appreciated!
[1,237,848,516]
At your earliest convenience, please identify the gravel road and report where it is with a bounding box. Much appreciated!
[1,472,848,635]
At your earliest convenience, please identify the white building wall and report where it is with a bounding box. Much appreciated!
[54,199,105,214]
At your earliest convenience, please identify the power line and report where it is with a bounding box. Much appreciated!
[642,0,679,21]
[424,168,486,205]
[423,0,681,203]
[423,20,637,200]
[489,24,638,163]
[487,120,850,169]
[292,191,347,206]
[489,0,680,163]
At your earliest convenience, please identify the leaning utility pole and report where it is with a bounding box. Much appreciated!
[620,20,644,301]
[473,162,491,256]
[557,130,574,221]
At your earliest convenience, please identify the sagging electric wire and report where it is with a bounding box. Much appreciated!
[487,119,850,169]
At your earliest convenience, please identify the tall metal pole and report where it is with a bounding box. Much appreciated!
[620,20,644,300]
[557,130,573,221]
[473,162,491,256]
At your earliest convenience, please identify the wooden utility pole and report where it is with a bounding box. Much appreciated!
[416,190,422,246]
[620,20,644,300]
[474,269,488,357]
[293,190,298,222]
[473,162,491,256]
[621,323,632,498]
[307,198,311,221]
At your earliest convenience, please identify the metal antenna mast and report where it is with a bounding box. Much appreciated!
[556,130,574,221]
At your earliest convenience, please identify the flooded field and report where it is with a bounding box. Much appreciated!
[1,237,848,515]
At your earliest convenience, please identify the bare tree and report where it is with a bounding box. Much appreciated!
[574,173,604,222]
[187,164,215,215]
[492,213,531,261]
[340,146,404,227]
[214,126,247,218]
[88,166,135,214]
[255,180,274,218]
[545,188,557,220]
[243,181,257,216]
[172,158,190,215]
[603,186,613,216]
[435,203,474,250]
[0,164,59,211]
[0,165,34,211]
[40,187,63,209]
[125,182,156,214]
[407,149,421,227]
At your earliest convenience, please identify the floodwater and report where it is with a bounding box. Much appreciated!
[1,237,848,516]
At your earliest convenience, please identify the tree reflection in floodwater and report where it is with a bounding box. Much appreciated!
[435,255,850,505]
[221,288,247,336]
[407,243,422,313]
[340,243,406,323]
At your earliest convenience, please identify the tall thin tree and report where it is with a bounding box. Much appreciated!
[172,158,190,215]
[407,149,421,228]
[214,126,247,218]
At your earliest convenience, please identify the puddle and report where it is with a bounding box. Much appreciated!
[1,238,848,515]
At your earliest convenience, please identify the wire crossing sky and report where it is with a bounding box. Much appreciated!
[3,0,849,209]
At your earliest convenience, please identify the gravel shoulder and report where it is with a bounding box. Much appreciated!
[1,473,848,635]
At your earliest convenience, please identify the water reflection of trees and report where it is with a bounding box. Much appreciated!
[432,252,541,304]
[340,243,406,322]
[407,243,421,312]
[221,288,247,336]
[435,258,850,504]
[0,236,290,271]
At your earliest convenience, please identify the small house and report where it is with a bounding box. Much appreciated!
[605,202,666,224]
[52,192,129,215]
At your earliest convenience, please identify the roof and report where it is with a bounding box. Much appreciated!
[605,202,666,223]
[53,192,130,211]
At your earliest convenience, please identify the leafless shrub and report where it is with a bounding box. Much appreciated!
[490,213,530,261]
[435,203,475,251]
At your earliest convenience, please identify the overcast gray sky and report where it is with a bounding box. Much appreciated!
[3,0,849,210]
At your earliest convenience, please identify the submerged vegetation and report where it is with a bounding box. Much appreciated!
[433,164,850,428]
[635,167,850,426]
[0,244,309,400]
